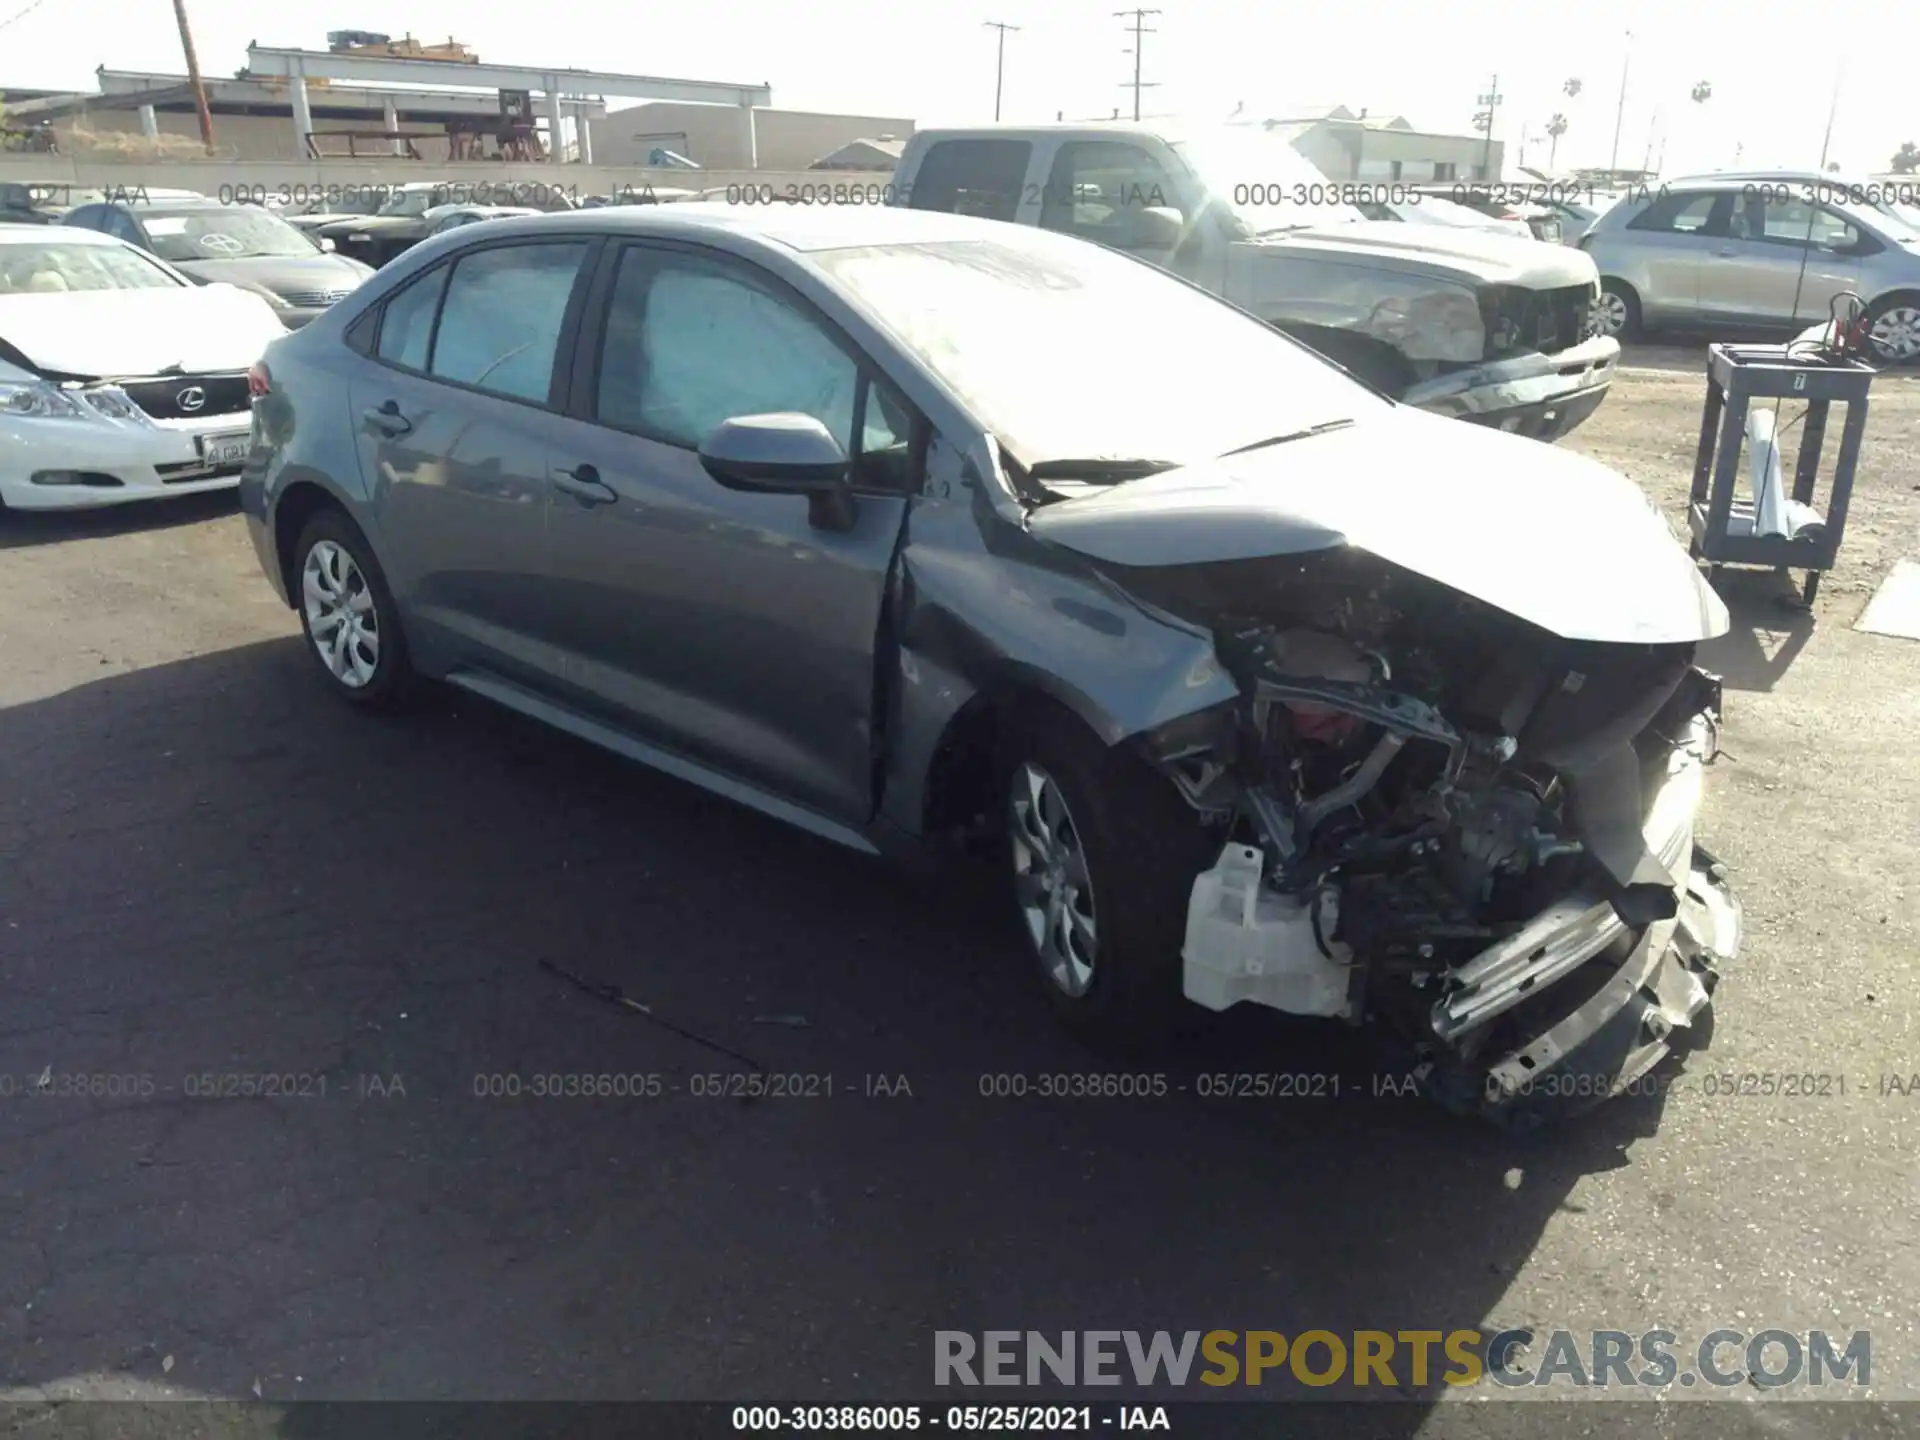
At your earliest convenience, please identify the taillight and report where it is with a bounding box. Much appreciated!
[247,361,272,398]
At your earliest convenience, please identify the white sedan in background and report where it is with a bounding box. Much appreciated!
[0,225,286,511]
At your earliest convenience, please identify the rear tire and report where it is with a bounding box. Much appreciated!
[292,508,414,711]
[998,703,1217,1048]
[1863,293,1920,367]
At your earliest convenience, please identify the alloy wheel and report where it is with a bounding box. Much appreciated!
[1868,305,1920,364]
[1008,761,1099,998]
[301,539,380,689]
[1592,291,1629,338]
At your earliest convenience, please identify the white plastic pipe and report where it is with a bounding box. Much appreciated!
[1747,405,1788,539]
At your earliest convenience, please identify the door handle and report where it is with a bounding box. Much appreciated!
[1715,247,1738,257]
[362,401,411,437]
[552,463,617,506]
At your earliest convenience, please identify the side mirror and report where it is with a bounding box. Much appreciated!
[1130,205,1186,250]
[698,413,856,531]
[318,235,337,252]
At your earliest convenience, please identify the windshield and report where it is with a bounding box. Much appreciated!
[377,190,438,217]
[814,232,1381,473]
[1876,201,1920,240]
[1168,128,1365,234]
[0,240,183,294]
[141,208,319,262]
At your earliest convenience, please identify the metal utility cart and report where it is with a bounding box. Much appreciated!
[1690,342,1874,606]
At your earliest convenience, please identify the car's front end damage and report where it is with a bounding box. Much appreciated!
[1014,411,1740,1123]
[1231,226,1620,442]
[1123,557,1737,1123]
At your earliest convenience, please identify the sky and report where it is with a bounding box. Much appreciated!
[3,0,1916,176]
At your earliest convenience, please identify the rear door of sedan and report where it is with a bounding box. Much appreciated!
[346,235,598,687]
[539,238,925,827]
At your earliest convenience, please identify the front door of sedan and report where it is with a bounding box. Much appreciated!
[541,242,920,826]
[346,239,594,685]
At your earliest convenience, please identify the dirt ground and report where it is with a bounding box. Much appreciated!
[1,350,1918,1432]
[1573,344,1920,606]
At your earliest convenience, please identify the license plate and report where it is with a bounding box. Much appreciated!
[197,431,251,468]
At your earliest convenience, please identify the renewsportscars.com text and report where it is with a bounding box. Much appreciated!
[934,1329,1870,1390]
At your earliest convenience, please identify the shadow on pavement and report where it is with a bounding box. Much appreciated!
[0,637,1689,1416]
[0,491,239,549]
[1699,571,1817,693]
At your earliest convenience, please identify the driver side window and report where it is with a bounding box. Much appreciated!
[595,248,922,491]
[1039,141,1177,252]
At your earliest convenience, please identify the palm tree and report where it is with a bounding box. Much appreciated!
[1564,78,1583,99]
[1547,114,1569,170]
[1691,81,1712,104]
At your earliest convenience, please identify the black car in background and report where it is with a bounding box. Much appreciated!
[1,182,59,224]
[62,197,374,328]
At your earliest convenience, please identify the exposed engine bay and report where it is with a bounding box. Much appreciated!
[1125,549,1742,1123]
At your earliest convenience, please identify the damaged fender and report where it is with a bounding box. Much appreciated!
[877,444,1239,838]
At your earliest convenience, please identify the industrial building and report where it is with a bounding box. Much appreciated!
[0,40,896,170]
[587,105,912,172]
[1263,106,1506,184]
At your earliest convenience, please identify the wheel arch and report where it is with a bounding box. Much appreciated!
[272,478,364,609]
[911,668,1123,839]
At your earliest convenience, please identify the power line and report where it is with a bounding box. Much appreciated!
[0,0,54,32]
[1115,8,1160,123]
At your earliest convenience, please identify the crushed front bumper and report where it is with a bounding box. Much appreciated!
[1445,850,1740,1127]
[1420,708,1741,1126]
[1402,332,1619,442]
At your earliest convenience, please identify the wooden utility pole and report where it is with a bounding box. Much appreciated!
[983,21,1020,122]
[170,0,217,154]
[1115,8,1160,122]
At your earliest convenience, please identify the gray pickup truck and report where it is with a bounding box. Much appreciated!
[889,123,1619,440]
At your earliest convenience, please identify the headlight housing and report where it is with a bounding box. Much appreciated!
[0,380,153,425]
[1,380,86,420]
[79,387,152,423]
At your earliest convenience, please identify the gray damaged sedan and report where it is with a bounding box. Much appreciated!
[241,204,1741,1123]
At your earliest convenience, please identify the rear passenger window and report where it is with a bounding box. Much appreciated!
[907,139,1031,222]
[1627,192,1722,235]
[429,242,588,404]
[375,265,447,371]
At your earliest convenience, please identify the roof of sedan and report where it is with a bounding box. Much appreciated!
[473,201,1028,253]
[0,222,120,245]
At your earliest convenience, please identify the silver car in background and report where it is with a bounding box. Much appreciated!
[1579,174,1920,363]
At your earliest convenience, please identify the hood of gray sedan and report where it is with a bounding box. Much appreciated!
[1026,407,1728,646]
[173,253,370,301]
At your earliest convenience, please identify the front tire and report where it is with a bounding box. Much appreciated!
[1000,705,1216,1047]
[293,509,413,710]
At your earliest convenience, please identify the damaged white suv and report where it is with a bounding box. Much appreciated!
[243,204,1736,1125]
